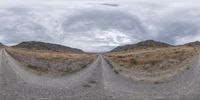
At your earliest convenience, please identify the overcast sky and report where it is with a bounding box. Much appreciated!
[0,0,200,52]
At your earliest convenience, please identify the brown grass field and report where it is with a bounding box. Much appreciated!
[105,46,200,83]
[6,47,96,77]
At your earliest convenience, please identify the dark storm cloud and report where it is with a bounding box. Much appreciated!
[62,9,148,39]
[102,3,119,7]
[62,10,146,33]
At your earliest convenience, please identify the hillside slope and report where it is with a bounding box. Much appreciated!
[111,40,172,52]
[13,41,83,53]
[183,41,200,47]
[0,43,5,48]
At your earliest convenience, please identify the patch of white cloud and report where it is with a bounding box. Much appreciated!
[94,30,132,46]
[0,35,4,41]
[60,29,133,52]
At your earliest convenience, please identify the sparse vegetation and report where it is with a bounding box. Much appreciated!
[129,58,138,65]
[6,47,96,77]
[88,80,96,84]
[105,59,114,69]
[27,64,48,72]
[82,84,91,88]
[105,46,200,82]
[114,69,119,74]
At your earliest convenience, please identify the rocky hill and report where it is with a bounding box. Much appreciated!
[111,40,172,52]
[0,43,3,46]
[13,41,84,53]
[183,41,200,47]
[0,43,5,48]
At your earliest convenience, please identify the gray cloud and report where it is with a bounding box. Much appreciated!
[62,10,146,33]
[157,21,199,43]
[0,6,53,45]
[0,0,200,52]
[61,9,149,51]
[154,9,200,44]
[102,3,119,7]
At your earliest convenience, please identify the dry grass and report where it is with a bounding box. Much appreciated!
[7,48,95,61]
[105,46,200,82]
[6,47,96,77]
[106,47,198,68]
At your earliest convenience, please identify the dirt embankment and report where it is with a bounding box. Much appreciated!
[6,48,96,77]
[105,47,199,83]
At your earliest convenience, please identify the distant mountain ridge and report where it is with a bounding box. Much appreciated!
[13,41,84,53]
[183,41,200,47]
[0,43,3,46]
[0,43,5,48]
[111,40,172,52]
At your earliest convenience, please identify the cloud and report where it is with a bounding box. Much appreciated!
[156,21,199,44]
[0,6,53,45]
[102,3,119,7]
[60,9,148,51]
[153,8,200,44]
[175,34,200,45]
[0,0,200,51]
[0,35,4,42]
[62,9,146,33]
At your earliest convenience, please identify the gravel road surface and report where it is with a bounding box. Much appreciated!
[1,49,200,100]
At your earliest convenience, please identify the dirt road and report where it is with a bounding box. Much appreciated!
[0,49,200,100]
